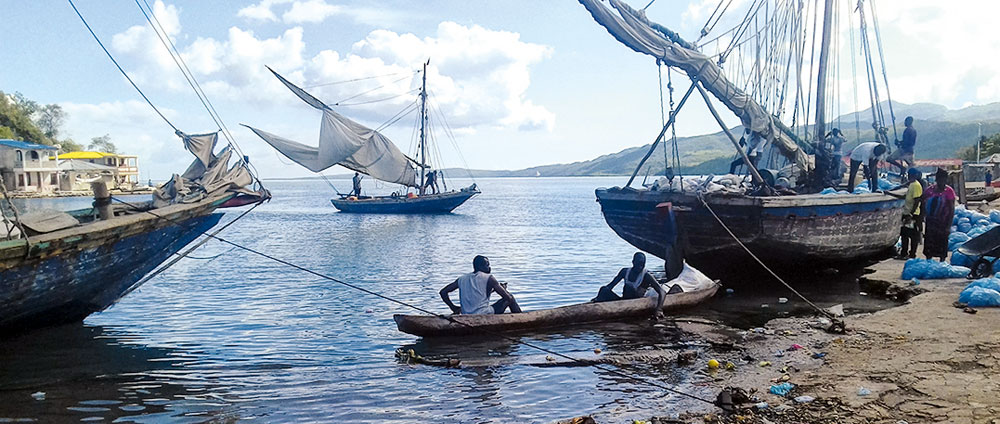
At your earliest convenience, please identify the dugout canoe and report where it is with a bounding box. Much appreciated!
[393,283,719,337]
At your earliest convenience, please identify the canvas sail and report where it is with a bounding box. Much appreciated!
[244,68,419,187]
[578,0,811,173]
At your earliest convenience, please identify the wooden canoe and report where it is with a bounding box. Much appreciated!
[393,283,719,337]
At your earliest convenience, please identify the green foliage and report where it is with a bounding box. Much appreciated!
[36,104,65,139]
[58,138,84,153]
[958,133,1000,161]
[0,90,50,144]
[0,126,15,139]
[87,134,117,153]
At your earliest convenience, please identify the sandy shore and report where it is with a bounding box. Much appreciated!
[559,258,1000,423]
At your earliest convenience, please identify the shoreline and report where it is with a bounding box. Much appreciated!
[556,257,999,423]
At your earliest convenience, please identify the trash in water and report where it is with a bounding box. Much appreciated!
[769,382,795,396]
[859,292,869,296]
[593,348,602,354]
[31,392,45,401]
[759,361,771,367]
[725,288,735,295]
[794,395,815,403]
[754,402,768,410]
[546,355,555,361]
[774,350,785,357]
[707,359,720,369]
[753,327,766,333]
[788,343,803,351]
[858,387,871,396]
[778,297,788,304]
[812,352,827,359]
[365,309,374,313]
[725,361,736,370]
[825,304,845,317]
[761,303,770,308]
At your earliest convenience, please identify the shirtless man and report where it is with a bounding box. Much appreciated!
[439,256,521,315]
[594,252,666,319]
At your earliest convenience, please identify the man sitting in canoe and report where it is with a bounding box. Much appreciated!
[592,252,666,319]
[439,255,522,315]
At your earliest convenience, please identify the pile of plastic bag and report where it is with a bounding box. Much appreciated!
[900,258,970,280]
[818,178,895,196]
[958,277,1000,307]
[948,205,1000,267]
[649,174,748,195]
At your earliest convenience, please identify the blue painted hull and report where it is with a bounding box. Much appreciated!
[0,212,224,335]
[331,187,479,214]
[595,187,904,275]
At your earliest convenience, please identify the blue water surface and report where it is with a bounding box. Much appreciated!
[2,177,721,423]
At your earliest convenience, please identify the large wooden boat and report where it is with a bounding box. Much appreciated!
[393,283,719,337]
[331,185,479,214]
[0,195,228,334]
[596,187,903,273]
[578,0,907,274]
[247,61,479,214]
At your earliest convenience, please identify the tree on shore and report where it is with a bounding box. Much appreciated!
[87,134,117,154]
[958,133,1000,161]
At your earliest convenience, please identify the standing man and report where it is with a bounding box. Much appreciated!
[923,169,957,262]
[352,172,363,197]
[729,130,765,175]
[887,168,924,259]
[986,169,993,187]
[847,142,887,192]
[826,128,847,185]
[440,256,521,315]
[887,116,917,178]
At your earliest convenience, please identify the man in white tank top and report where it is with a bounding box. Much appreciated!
[440,256,521,315]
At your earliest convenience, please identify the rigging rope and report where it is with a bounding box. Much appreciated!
[108,196,717,406]
[67,0,178,133]
[303,70,419,89]
[696,194,841,325]
[333,74,418,106]
[334,88,420,107]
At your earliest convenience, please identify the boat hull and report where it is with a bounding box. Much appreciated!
[0,198,229,335]
[595,187,904,274]
[331,186,479,214]
[393,284,719,337]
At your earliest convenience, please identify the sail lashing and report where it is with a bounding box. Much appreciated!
[243,68,419,187]
[578,0,811,175]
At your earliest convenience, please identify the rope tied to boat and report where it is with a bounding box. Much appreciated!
[108,196,719,407]
[696,193,846,334]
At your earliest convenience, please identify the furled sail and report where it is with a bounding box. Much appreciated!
[154,131,259,208]
[578,0,811,173]
[244,68,419,187]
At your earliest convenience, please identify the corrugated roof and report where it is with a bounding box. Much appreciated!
[58,159,118,171]
[58,151,112,159]
[0,139,58,150]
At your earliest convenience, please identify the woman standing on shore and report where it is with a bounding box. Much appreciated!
[923,168,956,261]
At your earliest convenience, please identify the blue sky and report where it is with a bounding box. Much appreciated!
[2,0,997,179]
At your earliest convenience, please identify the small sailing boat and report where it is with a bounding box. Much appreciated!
[579,0,906,275]
[246,61,479,214]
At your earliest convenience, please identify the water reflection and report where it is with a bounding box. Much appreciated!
[0,324,233,423]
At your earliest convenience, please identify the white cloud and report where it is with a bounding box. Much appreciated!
[238,0,342,24]
[111,4,555,133]
[282,0,341,24]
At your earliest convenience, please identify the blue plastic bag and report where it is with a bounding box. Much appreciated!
[991,210,1000,224]
[966,277,1000,292]
[949,233,971,251]
[852,187,871,195]
[901,258,970,280]
[950,252,973,267]
[959,222,973,233]
[958,287,1000,307]
[820,187,837,195]
[769,382,795,396]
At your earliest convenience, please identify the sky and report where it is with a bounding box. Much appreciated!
[2,0,999,180]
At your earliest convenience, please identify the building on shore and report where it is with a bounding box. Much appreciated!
[57,159,118,191]
[0,139,61,192]
[57,151,140,188]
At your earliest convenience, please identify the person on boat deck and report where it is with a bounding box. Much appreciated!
[987,169,993,187]
[887,168,924,259]
[923,168,957,262]
[729,130,765,175]
[825,128,846,184]
[592,252,667,319]
[887,116,917,179]
[423,170,439,194]
[847,142,887,193]
[352,172,363,197]
[440,255,521,315]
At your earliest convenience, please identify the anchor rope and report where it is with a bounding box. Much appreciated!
[109,196,718,406]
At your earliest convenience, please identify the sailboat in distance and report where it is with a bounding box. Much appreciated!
[244,61,479,214]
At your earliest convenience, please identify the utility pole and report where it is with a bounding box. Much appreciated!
[978,122,983,163]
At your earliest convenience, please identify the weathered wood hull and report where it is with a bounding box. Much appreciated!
[331,186,479,214]
[0,196,230,335]
[595,187,904,274]
[393,284,719,337]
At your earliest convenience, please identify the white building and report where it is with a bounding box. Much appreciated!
[0,139,61,192]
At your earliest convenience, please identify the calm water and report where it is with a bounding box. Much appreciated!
[0,177,892,423]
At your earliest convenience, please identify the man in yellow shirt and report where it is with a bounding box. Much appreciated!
[890,168,924,259]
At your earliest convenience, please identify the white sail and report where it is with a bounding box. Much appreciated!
[244,68,419,187]
[578,0,810,173]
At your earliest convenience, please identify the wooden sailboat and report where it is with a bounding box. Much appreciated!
[579,0,905,274]
[247,61,479,214]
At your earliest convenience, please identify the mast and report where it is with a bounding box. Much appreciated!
[813,0,835,143]
[418,59,429,194]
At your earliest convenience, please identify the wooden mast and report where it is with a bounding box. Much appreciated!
[814,0,835,144]
[418,59,429,195]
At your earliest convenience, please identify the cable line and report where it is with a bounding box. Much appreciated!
[109,196,718,406]
[303,70,419,89]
